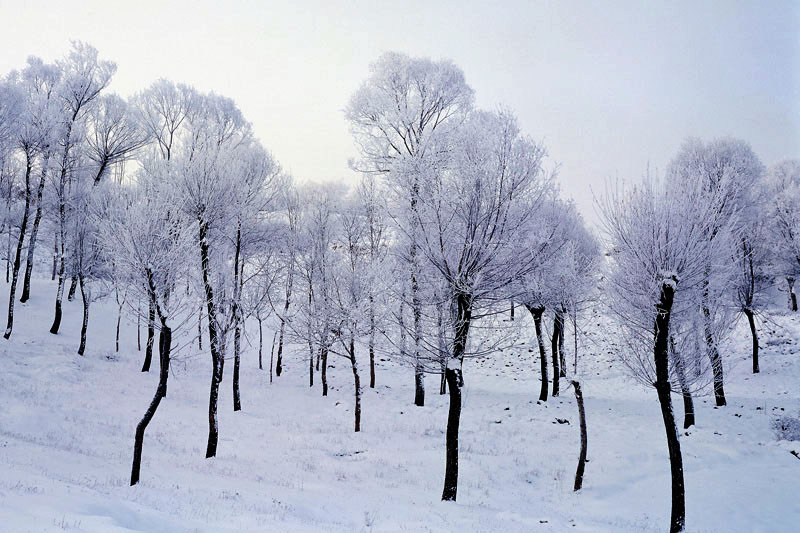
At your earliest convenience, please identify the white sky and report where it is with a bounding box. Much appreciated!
[1,0,798,224]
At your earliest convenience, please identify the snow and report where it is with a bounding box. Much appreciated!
[1,277,799,532]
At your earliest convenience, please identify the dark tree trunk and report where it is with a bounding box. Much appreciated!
[414,364,425,406]
[137,299,141,351]
[701,303,726,406]
[744,308,759,374]
[276,267,293,377]
[671,337,694,429]
[4,155,32,339]
[130,324,171,485]
[257,317,263,370]
[141,302,155,372]
[442,292,471,502]
[50,126,72,336]
[551,312,562,396]
[655,279,685,533]
[440,365,447,395]
[558,306,567,377]
[270,331,276,384]
[77,275,89,356]
[788,277,797,311]
[309,344,314,387]
[349,335,361,432]
[573,307,578,374]
[321,345,328,396]
[20,158,49,304]
[369,294,376,388]
[51,231,57,281]
[199,220,224,459]
[67,274,78,301]
[438,301,447,395]
[510,301,515,321]
[572,380,588,491]
[197,308,202,350]
[232,226,242,413]
[527,305,548,402]
[115,291,122,353]
[7,228,12,283]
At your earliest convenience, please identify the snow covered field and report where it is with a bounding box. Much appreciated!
[1,278,799,532]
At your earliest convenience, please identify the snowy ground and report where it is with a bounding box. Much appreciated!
[1,277,799,532]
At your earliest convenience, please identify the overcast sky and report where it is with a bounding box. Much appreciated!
[1,0,798,223]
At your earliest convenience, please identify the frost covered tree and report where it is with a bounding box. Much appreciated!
[415,109,551,501]
[347,51,474,407]
[766,160,800,311]
[600,172,738,533]
[667,137,763,406]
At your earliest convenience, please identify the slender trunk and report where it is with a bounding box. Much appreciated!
[573,307,578,374]
[51,231,57,281]
[49,123,73,335]
[20,156,50,303]
[350,335,361,432]
[257,317,263,370]
[572,380,588,491]
[551,312,562,396]
[232,225,242,412]
[276,265,293,377]
[369,293,375,388]
[655,279,685,533]
[115,290,122,353]
[510,301,515,321]
[701,303,726,406]
[7,226,12,283]
[130,324,171,486]
[309,344,314,387]
[442,292,471,502]
[137,298,141,351]
[744,308,759,374]
[67,274,78,301]
[559,307,566,377]
[671,337,695,429]
[410,181,424,408]
[197,308,202,350]
[788,277,797,312]
[270,331,276,384]
[141,302,155,372]
[316,346,321,371]
[4,155,32,339]
[199,220,224,458]
[528,305,548,402]
[438,300,446,395]
[77,275,89,356]
[321,345,328,396]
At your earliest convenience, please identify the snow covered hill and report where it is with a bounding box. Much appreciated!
[1,278,798,532]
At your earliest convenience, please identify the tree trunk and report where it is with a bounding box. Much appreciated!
[270,331,276,384]
[573,307,578,374]
[414,363,425,407]
[321,345,328,396]
[257,317,263,370]
[349,335,361,432]
[527,305,548,402]
[309,343,314,387]
[744,308,759,374]
[510,301,515,321]
[558,306,567,377]
[67,275,78,301]
[369,294,376,388]
[4,155,32,339]
[197,307,203,350]
[572,380,588,491]
[142,302,155,372]
[115,294,122,353]
[77,275,89,356]
[51,231,57,281]
[551,312,562,396]
[655,279,685,533]
[671,337,695,429]
[199,220,224,458]
[20,158,50,304]
[7,227,12,283]
[701,303,726,406]
[137,298,141,351]
[442,292,471,502]
[232,225,242,413]
[438,300,447,395]
[130,324,171,485]
[788,277,797,311]
[410,179,425,408]
[276,266,293,377]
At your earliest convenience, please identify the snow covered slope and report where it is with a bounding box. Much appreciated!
[1,278,798,532]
